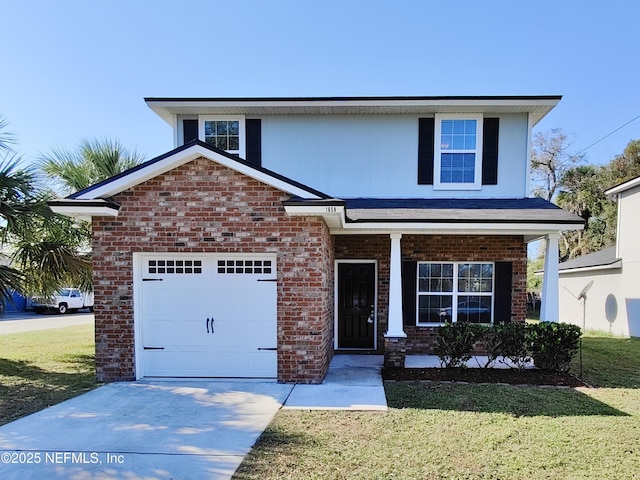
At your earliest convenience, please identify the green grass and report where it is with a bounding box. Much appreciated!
[572,331,640,388]
[234,332,640,480]
[0,323,97,425]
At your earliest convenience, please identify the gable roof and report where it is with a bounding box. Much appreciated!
[558,246,621,273]
[68,140,329,201]
[145,95,561,126]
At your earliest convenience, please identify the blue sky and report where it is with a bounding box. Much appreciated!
[2,0,639,166]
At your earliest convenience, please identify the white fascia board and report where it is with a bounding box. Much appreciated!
[281,204,584,235]
[49,204,119,218]
[75,144,322,201]
[332,222,584,235]
[146,97,560,122]
[147,97,560,110]
[559,261,623,275]
[605,176,640,196]
[284,204,346,228]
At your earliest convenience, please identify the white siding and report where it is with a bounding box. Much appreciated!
[261,113,530,198]
[558,184,640,338]
[617,184,640,264]
[559,270,630,337]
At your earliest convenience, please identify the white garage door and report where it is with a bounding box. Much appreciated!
[136,253,277,378]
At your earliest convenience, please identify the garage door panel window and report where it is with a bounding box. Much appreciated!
[148,259,202,275]
[417,262,494,325]
[217,259,272,275]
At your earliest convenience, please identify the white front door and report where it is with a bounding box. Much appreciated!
[136,254,277,378]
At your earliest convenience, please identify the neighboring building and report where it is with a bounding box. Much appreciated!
[50,96,584,383]
[558,175,640,337]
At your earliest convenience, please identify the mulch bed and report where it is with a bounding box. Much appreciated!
[382,367,588,387]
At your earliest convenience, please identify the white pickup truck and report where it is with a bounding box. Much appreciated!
[31,288,94,314]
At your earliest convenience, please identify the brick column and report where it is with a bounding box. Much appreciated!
[384,336,407,368]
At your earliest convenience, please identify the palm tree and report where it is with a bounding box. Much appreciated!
[10,201,93,296]
[0,125,146,303]
[0,158,32,300]
[0,116,38,301]
[0,116,17,154]
[27,138,146,295]
[39,138,145,194]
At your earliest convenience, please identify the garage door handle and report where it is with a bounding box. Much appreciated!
[258,347,277,351]
[142,278,163,282]
[257,278,277,282]
[144,346,165,350]
[206,317,215,334]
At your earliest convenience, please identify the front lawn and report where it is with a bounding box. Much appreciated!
[234,333,640,480]
[0,323,96,425]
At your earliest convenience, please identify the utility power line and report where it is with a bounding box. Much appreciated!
[572,113,640,158]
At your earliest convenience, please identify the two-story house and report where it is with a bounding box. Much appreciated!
[50,96,584,384]
[557,175,640,337]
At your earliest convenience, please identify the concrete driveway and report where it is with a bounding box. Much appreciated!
[0,380,293,480]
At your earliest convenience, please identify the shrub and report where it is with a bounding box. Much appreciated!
[495,322,532,370]
[476,325,499,368]
[434,323,481,368]
[529,322,581,372]
[434,321,581,372]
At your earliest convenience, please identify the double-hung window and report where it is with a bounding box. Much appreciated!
[199,115,246,158]
[417,262,494,325]
[434,114,483,190]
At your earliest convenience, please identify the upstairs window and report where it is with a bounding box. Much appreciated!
[434,114,483,190]
[199,116,246,158]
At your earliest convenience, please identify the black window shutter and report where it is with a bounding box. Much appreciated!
[402,261,417,326]
[482,117,499,185]
[417,118,435,185]
[245,119,262,166]
[494,261,512,323]
[183,119,198,144]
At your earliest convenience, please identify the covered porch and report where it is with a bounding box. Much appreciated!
[285,197,584,369]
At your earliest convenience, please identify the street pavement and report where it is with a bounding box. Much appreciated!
[0,311,94,334]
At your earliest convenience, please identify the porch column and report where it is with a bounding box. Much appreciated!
[385,233,407,368]
[386,233,407,337]
[540,233,560,322]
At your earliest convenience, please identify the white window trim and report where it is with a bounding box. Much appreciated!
[199,115,246,159]
[433,113,483,191]
[416,261,495,326]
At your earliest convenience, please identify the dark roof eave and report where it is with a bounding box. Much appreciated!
[144,95,563,103]
[47,199,121,210]
[344,218,585,225]
[282,198,346,207]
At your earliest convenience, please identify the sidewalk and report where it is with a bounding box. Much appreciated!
[283,355,388,411]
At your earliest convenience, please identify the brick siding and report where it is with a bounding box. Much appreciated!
[334,234,527,354]
[92,157,333,383]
